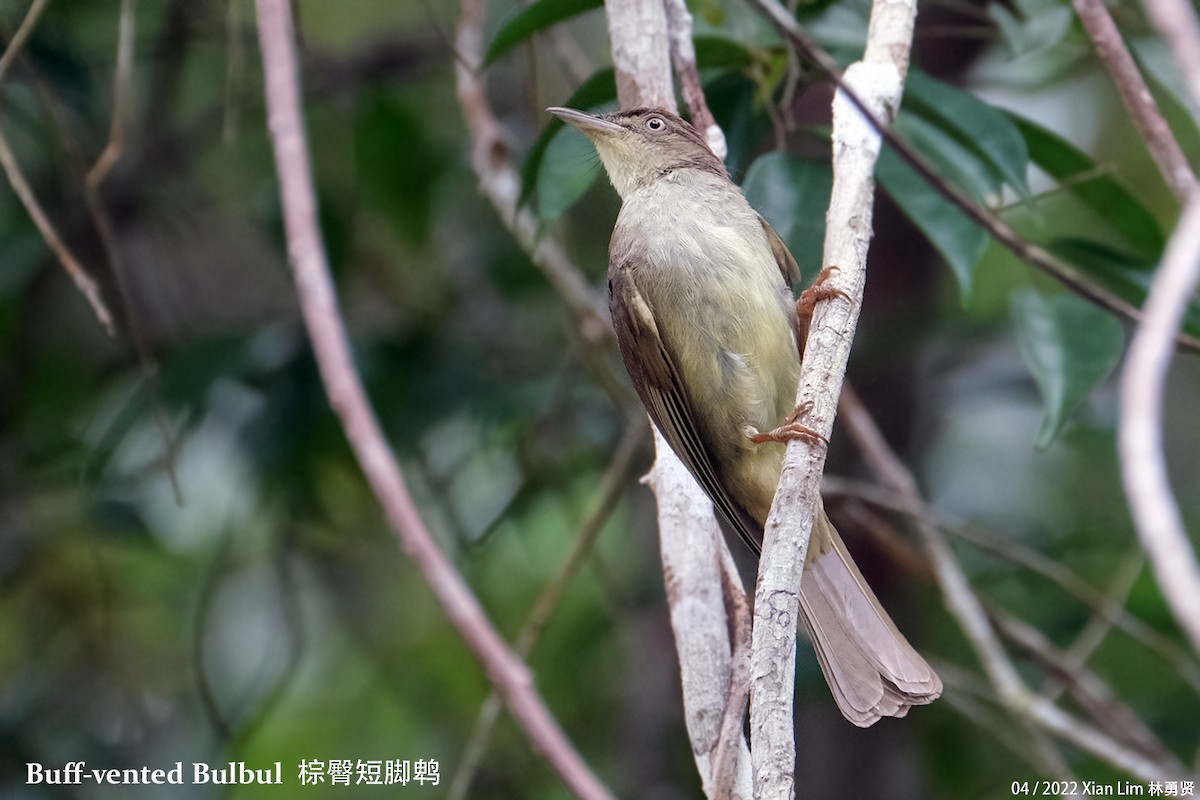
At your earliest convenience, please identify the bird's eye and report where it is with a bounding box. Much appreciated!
[646,117,666,131]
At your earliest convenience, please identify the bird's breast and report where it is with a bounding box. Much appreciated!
[610,171,802,519]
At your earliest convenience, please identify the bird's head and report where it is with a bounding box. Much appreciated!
[547,107,725,198]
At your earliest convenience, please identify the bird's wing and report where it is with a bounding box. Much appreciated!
[757,213,801,287]
[608,260,762,552]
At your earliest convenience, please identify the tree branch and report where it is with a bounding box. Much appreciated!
[254,2,613,797]
[0,0,115,335]
[596,4,753,797]
[87,0,136,188]
[648,428,753,800]
[749,0,914,793]
[1119,188,1200,656]
[663,0,725,158]
[1119,0,1200,660]
[604,0,673,109]
[0,0,49,85]
[0,124,116,335]
[1072,0,1195,201]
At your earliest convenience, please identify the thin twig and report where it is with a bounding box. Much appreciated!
[936,664,1070,776]
[1072,0,1195,201]
[712,543,753,800]
[746,0,1200,355]
[0,0,50,86]
[1048,550,1143,700]
[14,29,183,504]
[455,1,615,357]
[87,0,136,188]
[0,0,115,335]
[253,2,614,798]
[992,608,1182,770]
[0,125,116,334]
[663,0,725,158]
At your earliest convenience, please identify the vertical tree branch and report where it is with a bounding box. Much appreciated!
[748,0,914,794]
[455,0,614,355]
[87,0,136,188]
[1118,189,1200,655]
[597,3,752,797]
[663,0,726,158]
[648,429,753,800]
[254,2,614,798]
[604,0,673,109]
[1118,0,1200,660]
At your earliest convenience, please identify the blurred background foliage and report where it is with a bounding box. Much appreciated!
[0,0,1198,798]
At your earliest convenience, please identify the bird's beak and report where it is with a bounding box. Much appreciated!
[547,107,623,137]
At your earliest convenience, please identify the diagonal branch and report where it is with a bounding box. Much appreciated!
[0,0,115,335]
[1072,0,1195,201]
[254,2,613,798]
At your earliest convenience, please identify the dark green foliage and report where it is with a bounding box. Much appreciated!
[3,1,1199,798]
[484,0,604,66]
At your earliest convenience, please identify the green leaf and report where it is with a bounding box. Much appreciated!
[693,35,756,70]
[1046,238,1200,340]
[353,94,444,245]
[988,0,1073,56]
[905,71,1032,200]
[535,124,603,221]
[1011,115,1165,262]
[876,143,989,304]
[520,68,616,208]
[484,0,603,66]
[742,153,832,280]
[1011,288,1125,448]
[896,114,1001,205]
[1130,37,1200,121]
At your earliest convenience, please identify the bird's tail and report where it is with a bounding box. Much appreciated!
[798,504,942,726]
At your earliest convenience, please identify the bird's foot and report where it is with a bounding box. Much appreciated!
[745,402,828,447]
[797,266,850,322]
[795,266,850,358]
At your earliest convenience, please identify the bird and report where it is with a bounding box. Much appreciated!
[548,105,942,726]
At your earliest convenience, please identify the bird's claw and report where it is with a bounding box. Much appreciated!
[745,402,828,447]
